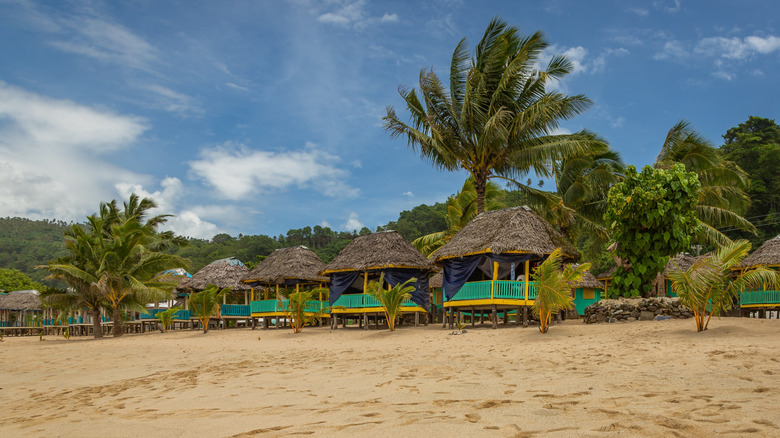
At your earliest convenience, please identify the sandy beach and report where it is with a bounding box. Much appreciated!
[1,318,779,437]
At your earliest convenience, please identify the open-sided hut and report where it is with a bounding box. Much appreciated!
[139,268,192,326]
[0,290,43,327]
[321,230,431,329]
[178,257,251,324]
[571,269,604,316]
[243,246,330,328]
[431,206,579,329]
[736,236,780,314]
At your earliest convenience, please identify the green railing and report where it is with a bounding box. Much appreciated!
[449,281,537,301]
[221,304,250,316]
[140,309,191,320]
[250,299,329,314]
[331,294,418,309]
[741,290,780,306]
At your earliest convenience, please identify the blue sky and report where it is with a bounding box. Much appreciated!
[1,0,779,239]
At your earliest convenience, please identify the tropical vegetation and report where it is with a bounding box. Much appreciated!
[667,240,780,332]
[366,273,416,331]
[604,164,701,298]
[155,307,182,333]
[531,248,589,333]
[189,284,228,334]
[384,17,605,214]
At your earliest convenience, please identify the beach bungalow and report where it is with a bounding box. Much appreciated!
[431,206,579,329]
[571,269,604,316]
[0,290,43,328]
[138,268,192,330]
[243,246,330,329]
[736,236,780,317]
[321,230,431,329]
[177,257,252,328]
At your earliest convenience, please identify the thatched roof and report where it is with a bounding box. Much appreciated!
[0,290,42,311]
[571,268,603,289]
[429,272,443,288]
[179,257,250,292]
[432,207,579,263]
[244,246,328,284]
[664,253,698,276]
[740,236,780,268]
[595,265,617,281]
[321,231,430,274]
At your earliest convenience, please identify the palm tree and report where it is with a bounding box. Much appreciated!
[155,307,182,333]
[366,273,416,331]
[412,177,505,256]
[667,240,779,332]
[655,120,755,246]
[531,248,590,334]
[384,18,604,214]
[524,138,624,247]
[190,284,228,334]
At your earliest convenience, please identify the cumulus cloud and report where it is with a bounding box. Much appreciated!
[315,1,399,29]
[0,81,149,221]
[538,45,628,77]
[188,141,360,200]
[380,13,399,23]
[342,212,364,231]
[403,191,414,197]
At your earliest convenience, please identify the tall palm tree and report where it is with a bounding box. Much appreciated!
[412,176,505,257]
[384,18,604,214]
[655,120,755,246]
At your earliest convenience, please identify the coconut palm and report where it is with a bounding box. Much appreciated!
[668,240,779,332]
[524,138,624,246]
[654,120,755,246]
[532,248,590,333]
[413,177,505,256]
[366,273,416,331]
[283,287,328,334]
[384,18,604,214]
[155,307,182,333]
[190,284,229,334]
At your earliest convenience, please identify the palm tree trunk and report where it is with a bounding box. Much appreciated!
[91,308,103,339]
[112,306,123,337]
[474,174,487,214]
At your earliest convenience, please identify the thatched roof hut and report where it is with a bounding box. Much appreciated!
[179,257,250,292]
[321,231,430,274]
[244,246,328,285]
[740,236,780,269]
[429,272,443,288]
[595,266,617,281]
[0,290,42,311]
[664,253,698,276]
[431,206,579,262]
[572,270,603,289]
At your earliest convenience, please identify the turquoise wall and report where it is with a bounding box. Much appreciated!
[573,288,602,315]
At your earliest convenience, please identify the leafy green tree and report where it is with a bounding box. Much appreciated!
[413,177,504,256]
[720,116,780,243]
[604,164,700,298]
[655,120,754,246]
[0,268,45,292]
[384,18,602,214]
[667,240,780,332]
[532,248,589,333]
[366,273,415,331]
[190,285,229,334]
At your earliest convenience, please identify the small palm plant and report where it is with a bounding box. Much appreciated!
[283,288,329,334]
[155,307,182,333]
[532,248,590,334]
[189,284,229,334]
[366,273,416,331]
[667,240,780,332]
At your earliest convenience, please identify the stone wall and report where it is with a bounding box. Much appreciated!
[583,297,691,324]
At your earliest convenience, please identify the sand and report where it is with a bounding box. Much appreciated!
[1,318,779,437]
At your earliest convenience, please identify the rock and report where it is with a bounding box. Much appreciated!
[640,311,655,321]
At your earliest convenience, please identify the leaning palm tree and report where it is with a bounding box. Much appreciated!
[532,248,590,334]
[668,240,779,332]
[654,120,755,246]
[413,177,505,256]
[384,18,604,214]
[366,273,416,331]
[189,284,229,334]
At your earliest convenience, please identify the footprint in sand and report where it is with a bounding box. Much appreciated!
[465,413,481,423]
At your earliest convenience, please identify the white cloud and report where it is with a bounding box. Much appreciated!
[351,160,363,168]
[342,212,364,231]
[628,8,649,17]
[188,141,360,200]
[226,82,250,92]
[380,13,399,23]
[0,81,149,221]
[712,71,736,81]
[403,191,414,197]
[320,220,332,228]
[654,0,681,13]
[539,45,628,77]
[142,84,202,116]
[654,40,687,60]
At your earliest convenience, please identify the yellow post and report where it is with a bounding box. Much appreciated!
[524,260,530,301]
[296,283,300,294]
[363,272,368,305]
[275,284,279,299]
[492,261,498,299]
[250,287,254,302]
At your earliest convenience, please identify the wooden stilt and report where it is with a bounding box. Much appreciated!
[523,306,528,328]
[456,310,462,326]
[491,305,498,329]
[480,311,485,325]
[414,312,419,327]
[503,310,509,325]
[472,307,476,326]
[441,307,448,328]
[516,306,522,325]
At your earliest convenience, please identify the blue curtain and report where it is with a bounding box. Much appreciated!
[384,269,430,310]
[442,253,538,300]
[328,271,361,305]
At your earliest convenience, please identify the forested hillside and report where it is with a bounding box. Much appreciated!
[0,218,71,283]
